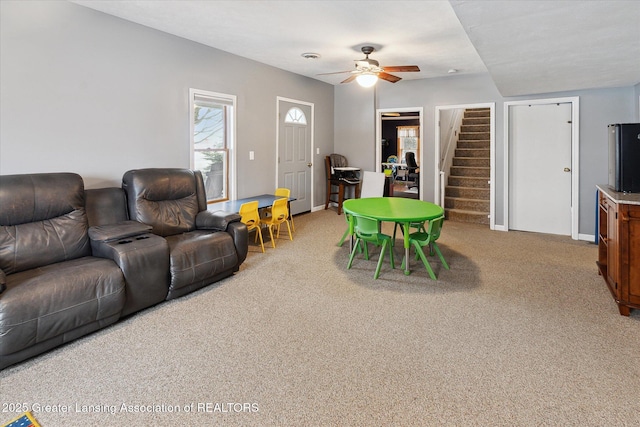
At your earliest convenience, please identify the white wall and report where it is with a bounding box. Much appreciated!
[0,0,334,208]
[2,1,636,232]
[333,83,376,171]
[334,74,636,236]
[636,83,640,120]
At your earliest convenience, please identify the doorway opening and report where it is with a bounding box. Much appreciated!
[375,107,423,199]
[436,103,495,229]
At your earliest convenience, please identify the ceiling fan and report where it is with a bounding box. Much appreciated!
[319,46,420,86]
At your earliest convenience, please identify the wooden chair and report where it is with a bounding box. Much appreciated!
[324,155,360,215]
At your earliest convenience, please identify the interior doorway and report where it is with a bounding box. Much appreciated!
[435,103,495,229]
[375,107,423,199]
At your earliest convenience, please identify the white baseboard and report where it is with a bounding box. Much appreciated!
[579,233,596,243]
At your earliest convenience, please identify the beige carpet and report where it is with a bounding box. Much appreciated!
[1,210,639,426]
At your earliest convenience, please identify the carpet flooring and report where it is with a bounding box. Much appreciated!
[1,210,638,426]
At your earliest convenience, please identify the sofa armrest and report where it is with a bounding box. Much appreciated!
[226,221,248,269]
[196,210,241,232]
[89,221,152,243]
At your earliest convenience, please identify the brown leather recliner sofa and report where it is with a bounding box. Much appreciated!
[0,169,248,369]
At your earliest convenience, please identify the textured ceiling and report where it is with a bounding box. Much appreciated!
[72,0,639,96]
[450,0,640,96]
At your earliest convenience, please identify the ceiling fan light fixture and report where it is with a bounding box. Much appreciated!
[356,73,378,88]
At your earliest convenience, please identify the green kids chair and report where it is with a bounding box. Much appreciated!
[347,214,395,279]
[401,216,449,280]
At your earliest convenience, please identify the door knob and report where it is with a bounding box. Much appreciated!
[307,162,312,167]
[564,167,571,172]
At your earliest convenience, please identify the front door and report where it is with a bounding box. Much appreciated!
[278,99,312,215]
[509,102,572,235]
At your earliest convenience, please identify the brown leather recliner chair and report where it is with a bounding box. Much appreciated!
[0,173,126,369]
[122,168,248,300]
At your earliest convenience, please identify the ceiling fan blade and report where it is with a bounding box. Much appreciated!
[383,65,420,73]
[317,70,353,76]
[378,72,402,83]
[340,75,357,84]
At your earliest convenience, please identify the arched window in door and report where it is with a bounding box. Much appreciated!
[284,107,307,125]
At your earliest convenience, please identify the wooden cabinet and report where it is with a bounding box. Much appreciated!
[597,185,640,316]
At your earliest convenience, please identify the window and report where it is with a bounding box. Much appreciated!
[397,125,420,164]
[284,107,307,124]
[189,89,236,203]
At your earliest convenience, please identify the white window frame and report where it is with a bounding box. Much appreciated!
[189,88,237,202]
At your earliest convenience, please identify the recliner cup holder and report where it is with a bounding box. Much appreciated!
[118,235,151,244]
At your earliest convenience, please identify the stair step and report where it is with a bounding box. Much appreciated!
[450,166,490,178]
[448,175,490,188]
[459,132,490,141]
[445,209,490,225]
[445,197,490,211]
[453,157,490,167]
[445,186,490,199]
[463,117,490,125]
[464,109,490,118]
[461,124,490,133]
[457,140,490,149]
[455,148,490,158]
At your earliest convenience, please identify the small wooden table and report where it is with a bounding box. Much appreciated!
[343,197,444,275]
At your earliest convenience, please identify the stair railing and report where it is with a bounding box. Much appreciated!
[440,170,446,207]
[439,109,464,206]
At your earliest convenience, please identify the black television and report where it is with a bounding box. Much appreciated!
[608,123,640,193]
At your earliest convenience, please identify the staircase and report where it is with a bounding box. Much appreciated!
[445,108,490,225]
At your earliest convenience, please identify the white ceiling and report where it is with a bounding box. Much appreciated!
[72,0,639,97]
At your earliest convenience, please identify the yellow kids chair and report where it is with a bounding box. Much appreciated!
[274,187,294,232]
[239,200,265,253]
[263,197,293,248]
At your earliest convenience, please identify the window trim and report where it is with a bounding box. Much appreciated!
[189,88,237,202]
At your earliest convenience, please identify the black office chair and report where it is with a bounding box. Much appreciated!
[406,152,419,190]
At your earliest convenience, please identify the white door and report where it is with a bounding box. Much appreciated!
[278,100,312,215]
[509,103,572,235]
